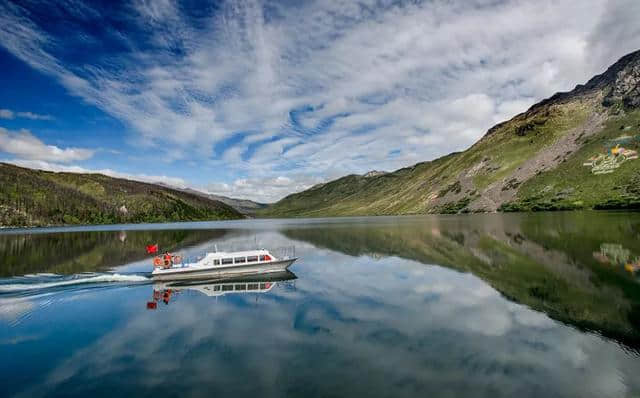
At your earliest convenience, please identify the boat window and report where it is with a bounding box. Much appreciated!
[247,283,259,290]
[235,284,246,291]
[247,256,258,262]
[221,258,233,265]
[234,257,246,264]
[214,259,220,265]
[213,285,221,291]
[221,285,233,291]
[259,255,266,261]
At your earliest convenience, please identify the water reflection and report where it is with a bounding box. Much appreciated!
[281,212,640,348]
[5,248,639,397]
[0,229,227,276]
[595,243,640,273]
[1,213,640,397]
[147,271,297,308]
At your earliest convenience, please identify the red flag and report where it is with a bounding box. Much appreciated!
[146,244,158,254]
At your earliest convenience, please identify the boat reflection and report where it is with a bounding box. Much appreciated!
[146,271,297,308]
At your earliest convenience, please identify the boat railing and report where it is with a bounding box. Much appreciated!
[194,245,296,260]
[157,246,296,267]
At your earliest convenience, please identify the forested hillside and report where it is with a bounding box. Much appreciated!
[0,163,243,227]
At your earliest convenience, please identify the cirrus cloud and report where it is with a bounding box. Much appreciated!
[0,0,639,202]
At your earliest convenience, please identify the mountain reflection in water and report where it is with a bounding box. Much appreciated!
[0,228,228,277]
[0,213,639,397]
[282,212,640,348]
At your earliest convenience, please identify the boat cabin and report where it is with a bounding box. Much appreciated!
[200,249,274,267]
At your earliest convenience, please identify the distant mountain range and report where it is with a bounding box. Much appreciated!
[261,49,640,217]
[0,163,243,227]
[180,188,267,215]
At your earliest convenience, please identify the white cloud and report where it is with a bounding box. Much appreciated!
[206,174,324,203]
[16,111,53,120]
[0,0,638,200]
[0,127,94,163]
[0,109,53,120]
[587,0,640,72]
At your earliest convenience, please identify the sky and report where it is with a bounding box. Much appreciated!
[0,0,639,203]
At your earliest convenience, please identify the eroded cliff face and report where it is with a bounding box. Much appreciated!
[604,51,640,108]
[465,50,640,211]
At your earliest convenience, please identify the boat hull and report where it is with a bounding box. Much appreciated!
[151,258,297,282]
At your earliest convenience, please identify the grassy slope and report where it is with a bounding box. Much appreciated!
[261,153,458,217]
[502,108,640,211]
[260,97,599,217]
[0,163,243,227]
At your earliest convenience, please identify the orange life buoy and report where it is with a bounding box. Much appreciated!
[153,257,163,267]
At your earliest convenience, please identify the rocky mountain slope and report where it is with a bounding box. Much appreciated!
[0,163,243,227]
[262,49,640,217]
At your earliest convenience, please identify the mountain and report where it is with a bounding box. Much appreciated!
[363,170,387,178]
[181,188,267,215]
[261,49,640,217]
[0,163,243,227]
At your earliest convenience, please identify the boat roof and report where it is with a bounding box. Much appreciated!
[205,249,270,257]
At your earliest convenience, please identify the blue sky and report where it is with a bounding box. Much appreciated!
[0,0,639,202]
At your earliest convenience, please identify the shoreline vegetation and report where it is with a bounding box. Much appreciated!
[0,162,243,228]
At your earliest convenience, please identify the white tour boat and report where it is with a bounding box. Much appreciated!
[151,249,297,281]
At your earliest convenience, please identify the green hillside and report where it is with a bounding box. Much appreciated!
[261,49,640,217]
[0,163,243,227]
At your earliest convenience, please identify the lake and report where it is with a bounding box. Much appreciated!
[1,212,639,397]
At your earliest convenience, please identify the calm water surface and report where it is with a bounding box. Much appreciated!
[1,212,639,397]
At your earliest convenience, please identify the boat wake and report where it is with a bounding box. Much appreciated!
[0,273,150,327]
[0,272,150,295]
